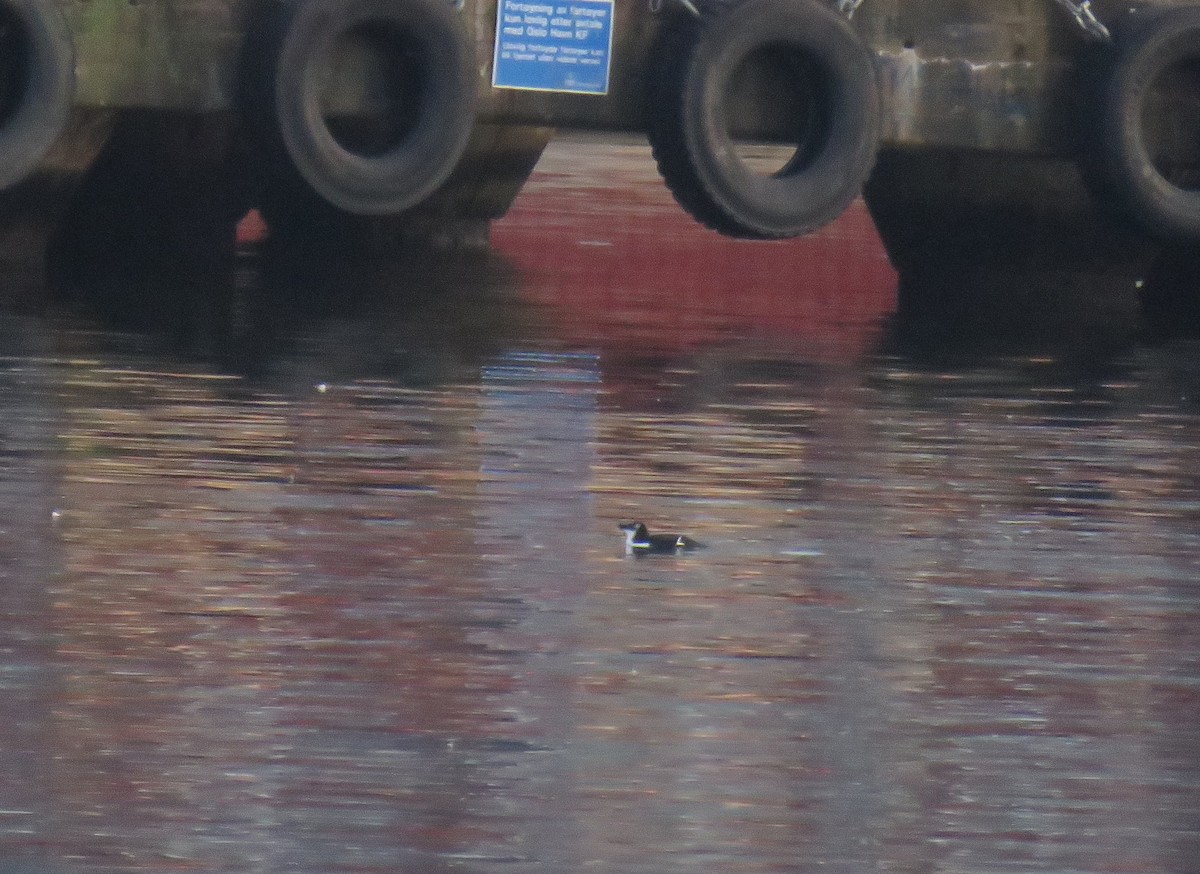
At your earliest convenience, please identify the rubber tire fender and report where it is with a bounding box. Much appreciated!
[0,0,74,190]
[1099,6,1200,240]
[647,0,880,239]
[262,0,476,215]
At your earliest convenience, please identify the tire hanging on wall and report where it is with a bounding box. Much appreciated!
[0,0,74,190]
[1097,6,1200,240]
[647,0,880,239]
[253,0,476,215]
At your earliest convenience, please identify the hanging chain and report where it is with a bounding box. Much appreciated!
[651,0,1108,39]
[837,0,1110,37]
[647,0,701,17]
[1050,0,1112,43]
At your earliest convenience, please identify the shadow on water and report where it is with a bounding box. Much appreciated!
[881,239,1200,371]
[0,134,1198,874]
[47,241,541,384]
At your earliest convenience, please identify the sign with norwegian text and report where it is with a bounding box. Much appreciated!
[492,0,614,95]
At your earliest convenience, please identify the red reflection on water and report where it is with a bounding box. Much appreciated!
[492,137,897,360]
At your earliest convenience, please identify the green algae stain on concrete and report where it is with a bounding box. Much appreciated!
[68,0,237,110]
[68,0,138,107]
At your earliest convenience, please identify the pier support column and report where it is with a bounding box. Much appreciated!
[0,110,114,305]
[47,110,257,353]
[863,149,1160,346]
[261,122,554,261]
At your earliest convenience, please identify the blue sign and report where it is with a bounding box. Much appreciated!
[492,0,614,95]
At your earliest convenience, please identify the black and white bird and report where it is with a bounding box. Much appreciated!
[618,521,701,554]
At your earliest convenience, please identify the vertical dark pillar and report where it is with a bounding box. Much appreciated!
[0,110,114,306]
[863,149,1157,346]
[47,110,254,357]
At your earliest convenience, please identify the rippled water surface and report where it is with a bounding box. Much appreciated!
[2,136,1199,873]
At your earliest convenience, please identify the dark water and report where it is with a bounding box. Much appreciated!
[2,136,1199,873]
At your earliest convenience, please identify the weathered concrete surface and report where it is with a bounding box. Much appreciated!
[65,0,252,111]
[56,0,1176,153]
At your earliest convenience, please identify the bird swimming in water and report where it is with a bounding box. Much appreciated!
[618,521,701,554]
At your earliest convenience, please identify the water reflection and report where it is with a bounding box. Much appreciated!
[0,135,1198,873]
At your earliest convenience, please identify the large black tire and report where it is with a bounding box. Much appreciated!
[647,0,880,239]
[0,0,74,190]
[1098,6,1200,240]
[254,0,476,215]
